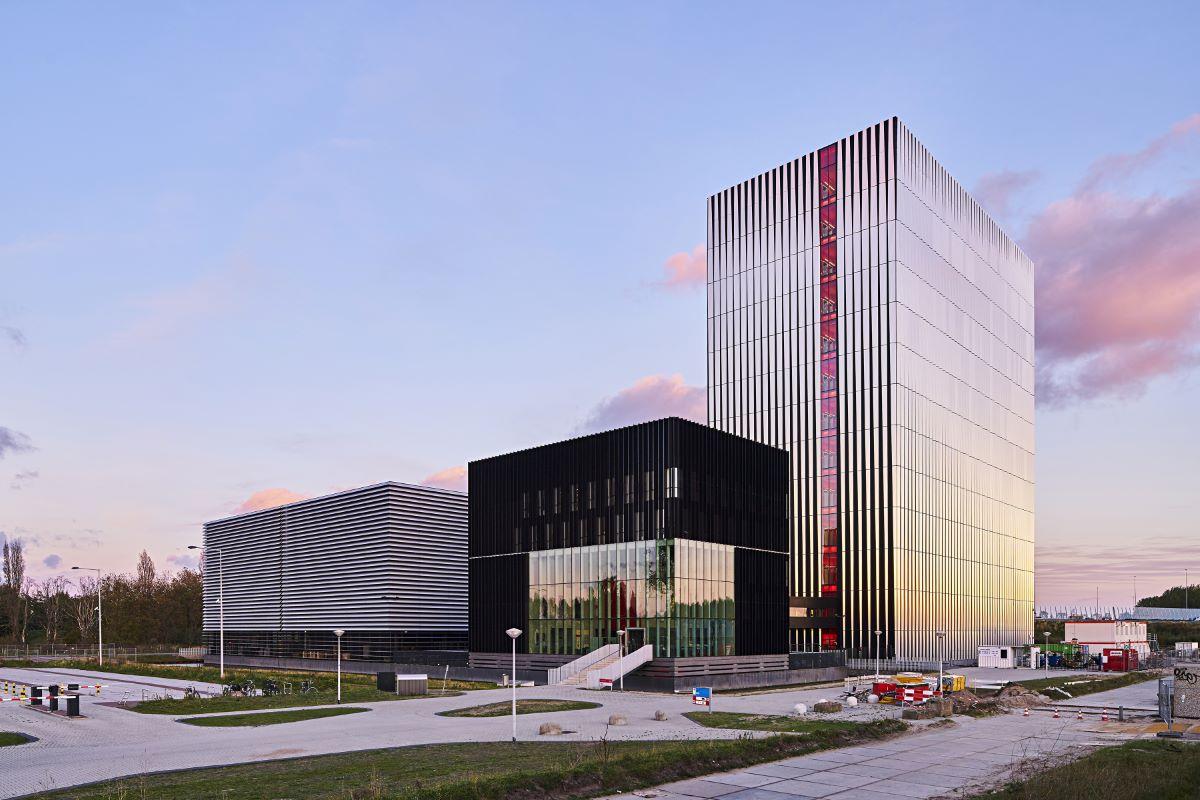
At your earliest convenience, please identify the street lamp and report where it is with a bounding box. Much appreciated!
[616,629,626,692]
[189,545,224,679]
[333,630,345,704]
[71,567,102,666]
[934,631,945,698]
[1043,630,1051,675]
[874,629,883,679]
[506,627,522,742]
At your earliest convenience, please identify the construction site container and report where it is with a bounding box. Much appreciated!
[1101,648,1139,672]
[978,646,1016,668]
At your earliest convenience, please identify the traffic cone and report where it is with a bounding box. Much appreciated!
[1053,708,1060,719]
[1101,708,1109,722]
[1023,707,1030,717]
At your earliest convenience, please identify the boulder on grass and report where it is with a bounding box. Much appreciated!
[608,713,628,726]
[812,701,843,713]
[538,722,563,735]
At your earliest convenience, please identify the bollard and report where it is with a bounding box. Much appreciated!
[1101,708,1109,722]
[65,695,81,717]
[48,695,59,713]
[1023,707,1030,717]
[1053,708,1060,719]
[30,686,42,707]
[1077,709,1083,720]
[1119,705,1124,722]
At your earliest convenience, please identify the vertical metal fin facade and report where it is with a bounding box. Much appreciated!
[707,117,1034,664]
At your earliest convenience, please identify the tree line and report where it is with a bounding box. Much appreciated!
[0,539,202,646]
[1137,584,1198,609]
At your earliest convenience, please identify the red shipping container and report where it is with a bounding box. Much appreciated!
[1101,648,1139,672]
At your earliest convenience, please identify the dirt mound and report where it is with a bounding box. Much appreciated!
[952,684,1048,716]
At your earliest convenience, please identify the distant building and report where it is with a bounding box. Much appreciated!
[468,417,790,676]
[707,118,1035,664]
[202,482,467,664]
[1064,620,1150,658]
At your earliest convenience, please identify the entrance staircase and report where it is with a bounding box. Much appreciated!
[562,651,623,686]
[546,643,655,688]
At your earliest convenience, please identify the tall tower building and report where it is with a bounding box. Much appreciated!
[707,118,1034,664]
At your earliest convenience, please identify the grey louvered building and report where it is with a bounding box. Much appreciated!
[201,482,467,663]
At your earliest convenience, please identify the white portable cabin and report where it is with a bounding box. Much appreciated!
[977,645,1017,668]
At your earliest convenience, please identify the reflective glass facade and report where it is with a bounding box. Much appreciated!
[707,118,1035,664]
[528,539,735,658]
[469,417,789,658]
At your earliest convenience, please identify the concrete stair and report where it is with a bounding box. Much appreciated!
[561,653,622,686]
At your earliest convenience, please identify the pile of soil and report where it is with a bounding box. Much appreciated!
[951,684,1048,716]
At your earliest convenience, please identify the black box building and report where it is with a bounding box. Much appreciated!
[469,417,789,672]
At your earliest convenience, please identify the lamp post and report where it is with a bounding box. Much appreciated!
[874,629,883,679]
[71,567,103,666]
[506,627,522,742]
[189,545,224,679]
[616,629,626,692]
[1043,631,1050,675]
[333,630,344,703]
[935,631,945,698]
[1187,569,1190,610]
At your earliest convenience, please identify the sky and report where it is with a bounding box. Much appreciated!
[1,1,1198,608]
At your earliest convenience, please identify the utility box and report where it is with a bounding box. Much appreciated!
[1174,663,1200,720]
[377,672,427,695]
[1101,647,1139,672]
[978,646,1016,668]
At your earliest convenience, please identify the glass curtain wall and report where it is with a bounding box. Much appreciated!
[527,539,735,658]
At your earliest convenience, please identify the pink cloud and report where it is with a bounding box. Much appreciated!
[422,466,466,493]
[1029,115,1200,406]
[973,169,1038,219]
[661,244,706,290]
[579,374,705,433]
[236,487,307,513]
[1037,536,1195,606]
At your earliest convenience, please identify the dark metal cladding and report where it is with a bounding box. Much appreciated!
[468,417,789,657]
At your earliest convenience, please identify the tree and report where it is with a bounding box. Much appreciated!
[2,538,26,642]
[35,577,70,643]
[72,575,98,645]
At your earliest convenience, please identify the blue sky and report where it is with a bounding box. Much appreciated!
[2,1,1198,605]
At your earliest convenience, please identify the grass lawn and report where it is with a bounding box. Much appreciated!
[0,658,494,714]
[684,711,867,734]
[973,740,1200,800]
[438,699,601,717]
[21,719,907,800]
[1010,670,1158,699]
[180,707,368,727]
[0,731,33,747]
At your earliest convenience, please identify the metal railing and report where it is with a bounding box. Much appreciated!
[0,644,205,662]
[547,644,620,685]
[586,645,653,689]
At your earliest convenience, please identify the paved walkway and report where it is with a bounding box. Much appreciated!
[0,664,1161,799]
[602,677,1165,800]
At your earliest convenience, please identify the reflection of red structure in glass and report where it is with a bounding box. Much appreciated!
[817,144,840,648]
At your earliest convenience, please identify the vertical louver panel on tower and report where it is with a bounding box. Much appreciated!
[707,117,1033,664]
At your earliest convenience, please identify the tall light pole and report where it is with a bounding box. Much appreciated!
[506,627,522,742]
[874,629,883,678]
[935,631,945,697]
[189,545,224,679]
[333,630,345,704]
[1187,569,1190,610]
[71,567,102,666]
[616,629,626,692]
